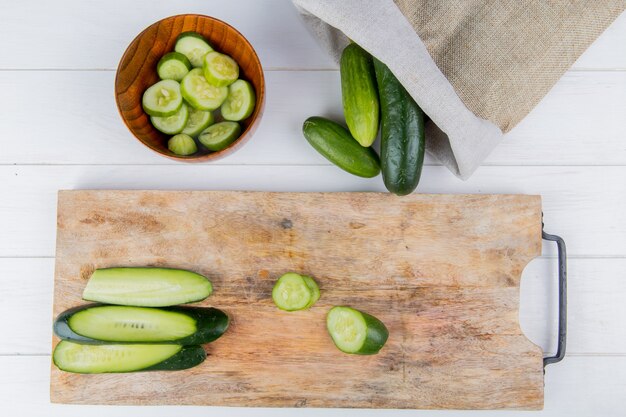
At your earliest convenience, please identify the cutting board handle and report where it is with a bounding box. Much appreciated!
[542,226,567,368]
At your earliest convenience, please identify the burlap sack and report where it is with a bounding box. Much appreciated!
[293,0,625,179]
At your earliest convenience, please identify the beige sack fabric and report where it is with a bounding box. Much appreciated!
[293,0,625,179]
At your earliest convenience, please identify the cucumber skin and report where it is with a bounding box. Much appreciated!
[340,43,379,147]
[356,310,389,355]
[302,117,380,178]
[53,342,206,374]
[53,304,229,345]
[373,58,425,196]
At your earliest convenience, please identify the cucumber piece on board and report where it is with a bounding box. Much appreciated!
[326,306,388,355]
[272,272,312,311]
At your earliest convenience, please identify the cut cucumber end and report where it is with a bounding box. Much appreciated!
[150,103,189,135]
[327,306,388,355]
[302,275,320,308]
[175,32,213,68]
[142,80,183,117]
[182,107,214,138]
[221,79,256,121]
[198,121,241,151]
[203,51,239,87]
[157,52,191,81]
[168,134,198,156]
[181,68,228,111]
[272,272,313,311]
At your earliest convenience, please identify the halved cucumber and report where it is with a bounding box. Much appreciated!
[182,107,214,138]
[221,79,256,121]
[82,267,212,307]
[53,341,206,374]
[174,32,213,68]
[198,121,241,151]
[157,52,191,81]
[272,272,312,311]
[326,306,388,355]
[302,275,320,308]
[181,68,228,110]
[203,51,239,87]
[54,304,229,345]
[150,103,189,135]
[142,80,183,117]
[168,133,198,156]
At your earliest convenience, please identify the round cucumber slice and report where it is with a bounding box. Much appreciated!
[198,121,241,151]
[326,306,389,355]
[168,134,198,156]
[174,32,213,68]
[182,107,214,138]
[150,103,189,135]
[302,275,320,308]
[203,51,239,87]
[157,52,191,81]
[142,80,183,117]
[272,273,312,311]
[181,68,228,111]
[221,79,256,121]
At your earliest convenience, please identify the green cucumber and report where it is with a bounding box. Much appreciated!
[302,275,320,308]
[53,341,206,374]
[142,80,183,117]
[373,58,425,195]
[175,32,213,68]
[157,52,191,81]
[182,107,214,138]
[302,116,380,178]
[54,304,229,345]
[326,306,388,355]
[168,133,198,156]
[150,102,189,135]
[82,267,212,307]
[198,121,241,151]
[181,68,228,111]
[202,51,239,87]
[221,79,255,121]
[272,272,312,311]
[340,43,379,147]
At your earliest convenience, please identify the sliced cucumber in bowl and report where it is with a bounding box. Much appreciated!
[175,32,213,68]
[157,52,191,81]
[150,102,189,135]
[221,79,256,121]
[182,107,214,137]
[142,79,183,117]
[198,121,241,151]
[181,68,228,111]
[203,51,239,87]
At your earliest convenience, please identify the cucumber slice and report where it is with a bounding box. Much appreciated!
[53,341,206,374]
[54,305,229,345]
[174,32,213,68]
[157,52,191,81]
[182,107,214,138]
[168,133,198,156]
[181,68,228,110]
[203,51,239,87]
[150,103,189,135]
[142,80,183,117]
[221,79,256,121]
[302,275,320,308]
[198,121,241,151]
[326,306,389,355]
[82,267,212,307]
[272,272,312,311]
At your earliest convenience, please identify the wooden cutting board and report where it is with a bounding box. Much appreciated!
[51,190,544,410]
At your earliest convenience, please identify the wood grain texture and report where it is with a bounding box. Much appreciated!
[115,14,265,162]
[51,190,543,409]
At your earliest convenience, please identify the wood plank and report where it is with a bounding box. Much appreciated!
[1,70,625,166]
[2,257,625,356]
[50,191,543,409]
[0,1,623,70]
[2,355,625,417]
[0,165,624,258]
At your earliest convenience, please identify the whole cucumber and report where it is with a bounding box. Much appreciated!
[340,43,379,147]
[302,116,380,178]
[373,58,425,196]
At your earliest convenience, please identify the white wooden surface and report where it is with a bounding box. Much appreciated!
[0,0,625,415]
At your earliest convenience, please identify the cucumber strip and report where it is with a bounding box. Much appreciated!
[198,121,241,151]
[272,273,312,311]
[53,341,206,374]
[150,103,189,135]
[202,51,239,87]
[157,52,191,81]
[182,107,214,138]
[326,306,388,355]
[302,275,320,308]
[221,79,256,121]
[181,68,228,110]
[174,32,213,68]
[168,133,198,156]
[54,304,229,345]
[142,80,183,117]
[82,267,212,307]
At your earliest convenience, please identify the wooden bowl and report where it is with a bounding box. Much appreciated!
[115,15,265,162]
